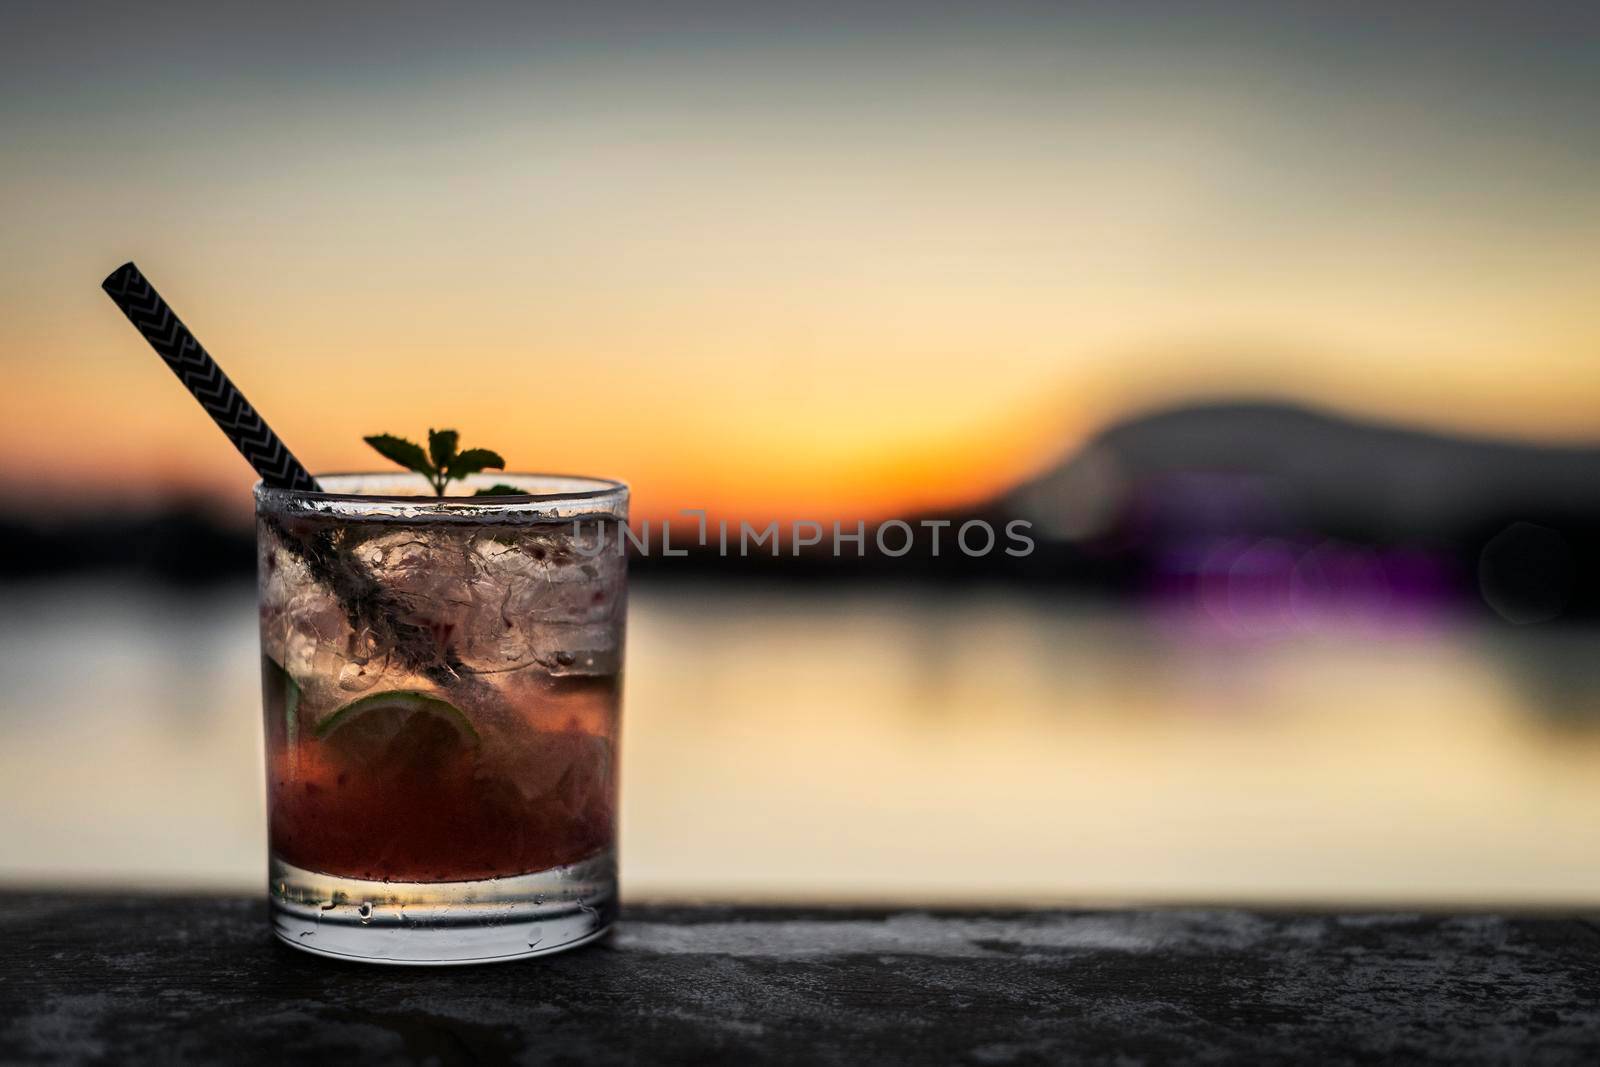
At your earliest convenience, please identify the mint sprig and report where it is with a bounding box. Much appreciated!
[363,428,508,496]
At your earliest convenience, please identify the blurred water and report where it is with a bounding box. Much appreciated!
[2,578,1598,906]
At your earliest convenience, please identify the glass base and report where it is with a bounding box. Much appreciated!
[269,851,617,965]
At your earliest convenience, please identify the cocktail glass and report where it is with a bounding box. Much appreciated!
[255,473,626,964]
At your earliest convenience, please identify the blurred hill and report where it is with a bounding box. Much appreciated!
[1008,400,1600,544]
[3,400,1596,620]
[1002,400,1600,623]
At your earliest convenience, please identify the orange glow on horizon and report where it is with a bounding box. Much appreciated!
[3,10,1599,519]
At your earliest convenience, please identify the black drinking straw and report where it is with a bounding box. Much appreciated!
[100,260,486,690]
[101,262,321,493]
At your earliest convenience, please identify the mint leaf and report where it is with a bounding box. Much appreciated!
[364,434,431,476]
[474,484,526,496]
[366,429,511,496]
[447,448,506,481]
[428,428,459,470]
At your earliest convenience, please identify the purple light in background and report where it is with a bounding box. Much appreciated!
[1290,541,1391,630]
[1204,537,1298,638]
[1149,535,1459,640]
[1381,547,1460,631]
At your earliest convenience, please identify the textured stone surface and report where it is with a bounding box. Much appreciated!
[4,893,1600,1064]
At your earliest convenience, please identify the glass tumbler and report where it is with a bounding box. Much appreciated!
[255,472,626,964]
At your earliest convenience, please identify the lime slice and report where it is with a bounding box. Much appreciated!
[313,690,479,766]
[262,655,302,744]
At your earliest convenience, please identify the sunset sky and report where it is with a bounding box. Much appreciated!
[2,3,1597,521]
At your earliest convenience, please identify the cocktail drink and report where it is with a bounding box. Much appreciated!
[256,473,626,964]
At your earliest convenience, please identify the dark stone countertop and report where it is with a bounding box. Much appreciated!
[3,893,1599,1064]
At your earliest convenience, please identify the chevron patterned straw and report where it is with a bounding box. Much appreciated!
[101,262,320,492]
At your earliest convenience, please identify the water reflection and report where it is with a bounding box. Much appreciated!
[1494,627,1600,731]
[0,579,1597,905]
